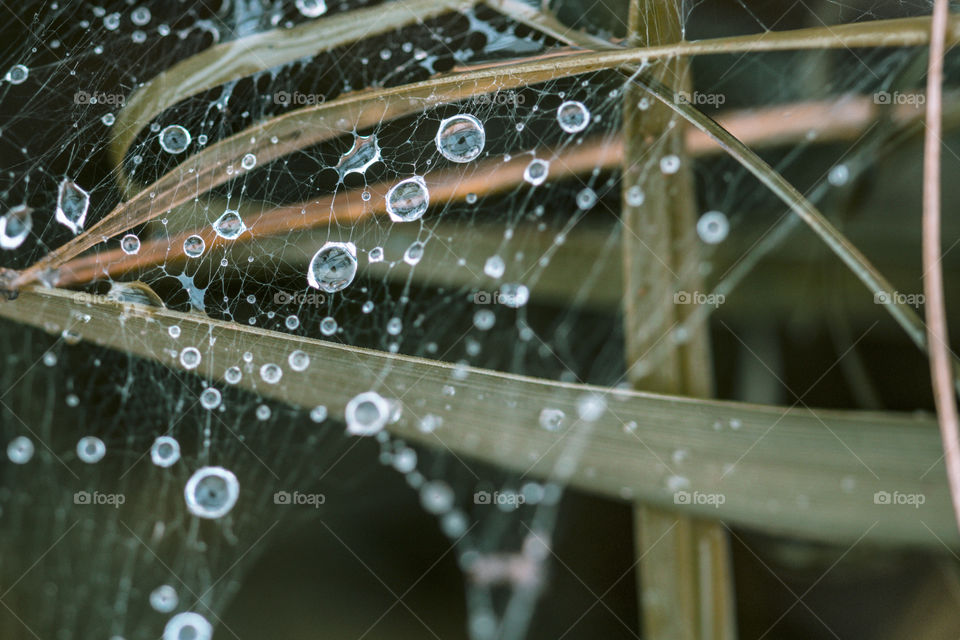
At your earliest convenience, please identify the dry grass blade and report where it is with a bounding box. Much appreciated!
[0,285,954,548]
[922,0,960,534]
[634,73,960,391]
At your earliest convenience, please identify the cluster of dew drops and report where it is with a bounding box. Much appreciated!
[0,17,755,634]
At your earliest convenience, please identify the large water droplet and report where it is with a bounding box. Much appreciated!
[403,242,424,265]
[345,391,389,436]
[159,125,191,154]
[5,64,28,85]
[386,176,429,222]
[184,466,239,519]
[557,101,590,133]
[335,133,380,181]
[436,114,485,163]
[7,436,34,464]
[212,209,247,239]
[183,234,206,258]
[77,436,106,463]
[120,233,140,255]
[696,211,729,244]
[163,612,212,640]
[150,585,178,613]
[295,0,327,17]
[307,241,357,293]
[56,180,89,234]
[0,205,32,249]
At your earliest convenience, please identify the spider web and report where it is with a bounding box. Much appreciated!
[0,1,947,639]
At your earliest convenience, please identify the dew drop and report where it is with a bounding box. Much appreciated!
[386,176,429,222]
[523,158,550,186]
[295,0,327,17]
[576,393,606,422]
[320,316,338,336]
[576,188,597,209]
[184,466,239,519]
[539,408,565,432]
[368,246,384,263]
[484,255,505,278]
[77,436,106,463]
[335,133,380,181]
[626,186,645,206]
[499,282,529,308]
[56,180,89,234]
[403,242,424,265]
[212,210,247,240]
[557,100,590,133]
[7,436,34,464]
[0,205,32,249]
[259,363,282,384]
[288,349,310,371]
[473,309,495,330]
[179,346,201,369]
[164,613,212,640]
[149,585,178,613]
[5,64,28,85]
[660,155,681,174]
[241,153,257,170]
[436,114,485,163]
[183,234,206,258]
[345,391,389,436]
[307,241,357,293]
[200,387,221,410]
[150,436,181,468]
[420,480,454,514]
[224,366,242,384]
[159,125,191,154]
[101,113,115,126]
[697,211,729,244]
[309,405,328,423]
[120,233,140,255]
[828,164,850,186]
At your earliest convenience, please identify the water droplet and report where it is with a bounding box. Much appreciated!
[403,242,424,265]
[295,0,327,17]
[101,113,115,126]
[697,211,729,244]
[183,235,205,258]
[660,155,680,174]
[393,448,418,473]
[168,326,181,339]
[179,346,201,369]
[0,205,32,249]
[285,315,300,330]
[7,436,34,464]
[241,153,257,170]
[386,176,429,222]
[260,363,282,384]
[56,180,89,234]
[557,100,590,133]
[576,188,597,209]
[200,387,221,410]
[576,393,606,422]
[120,233,140,255]
[224,366,242,384]
[368,246,384,263]
[420,480,454,514]
[288,350,310,372]
[320,316,338,336]
[310,406,328,423]
[523,159,550,186]
[5,64,28,85]
[131,7,152,26]
[499,282,529,308]
[436,114,485,163]
[473,309,495,330]
[212,210,246,240]
[335,133,380,181]
[163,613,212,640]
[345,391,389,436]
[184,466,239,519]
[77,436,106,463]
[539,408,565,432]
[484,255,505,278]
[386,317,403,335]
[307,241,357,293]
[149,585,177,613]
[626,185,645,206]
[159,125,191,154]
[828,164,849,186]
[150,436,180,467]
